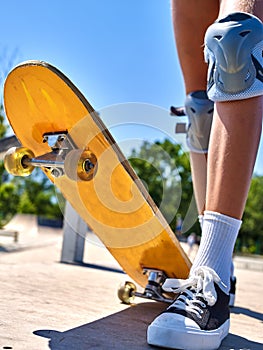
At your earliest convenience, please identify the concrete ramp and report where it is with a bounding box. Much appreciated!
[0,214,38,242]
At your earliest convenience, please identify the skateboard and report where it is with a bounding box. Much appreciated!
[3,61,191,303]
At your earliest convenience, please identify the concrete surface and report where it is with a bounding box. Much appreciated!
[0,227,263,350]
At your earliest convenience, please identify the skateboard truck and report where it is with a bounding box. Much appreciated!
[118,269,174,304]
[42,132,75,151]
[4,132,98,181]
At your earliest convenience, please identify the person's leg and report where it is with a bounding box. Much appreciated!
[206,1,263,218]
[206,100,262,218]
[171,0,239,286]
[191,3,263,286]
[172,0,219,94]
[172,0,216,217]
[183,91,213,215]
[148,2,263,349]
[185,0,263,305]
[172,0,218,218]
[191,96,262,289]
[219,0,263,18]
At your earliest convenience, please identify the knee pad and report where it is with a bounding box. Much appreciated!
[185,91,214,153]
[204,12,263,101]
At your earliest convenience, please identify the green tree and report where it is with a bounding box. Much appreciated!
[0,50,63,226]
[128,139,198,234]
[11,168,63,219]
[0,106,18,227]
[0,102,63,226]
[0,166,64,227]
[0,104,8,138]
[0,182,20,226]
[238,175,263,254]
[17,191,36,214]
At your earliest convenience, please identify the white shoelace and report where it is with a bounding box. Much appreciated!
[162,267,226,318]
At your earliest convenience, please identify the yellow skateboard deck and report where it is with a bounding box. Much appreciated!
[4,61,191,301]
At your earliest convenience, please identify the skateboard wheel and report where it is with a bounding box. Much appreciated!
[4,147,35,177]
[117,281,136,304]
[64,149,97,181]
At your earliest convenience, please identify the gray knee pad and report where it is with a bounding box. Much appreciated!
[204,12,263,101]
[185,91,214,153]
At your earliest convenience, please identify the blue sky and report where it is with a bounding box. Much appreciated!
[1,0,263,174]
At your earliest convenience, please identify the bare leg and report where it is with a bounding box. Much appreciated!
[207,98,262,219]
[147,2,263,349]
[190,153,207,213]
[192,2,263,280]
[172,0,218,215]
[172,0,219,94]
[219,0,263,17]
[173,0,263,219]
[206,2,263,219]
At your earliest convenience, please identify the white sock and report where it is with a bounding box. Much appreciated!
[199,213,236,279]
[191,211,242,293]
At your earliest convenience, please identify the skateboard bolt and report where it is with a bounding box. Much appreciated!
[83,159,94,172]
[58,136,65,142]
[51,168,63,178]
[43,136,48,143]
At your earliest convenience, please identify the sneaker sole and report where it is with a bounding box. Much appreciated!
[147,319,230,350]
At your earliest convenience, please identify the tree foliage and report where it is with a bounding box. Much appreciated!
[0,164,63,228]
[129,139,198,234]
[0,105,63,228]
[0,50,63,228]
[238,176,263,254]
[0,104,8,138]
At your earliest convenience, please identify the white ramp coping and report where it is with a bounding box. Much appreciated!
[0,214,38,242]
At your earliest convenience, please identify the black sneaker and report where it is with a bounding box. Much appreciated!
[147,267,230,350]
[229,276,236,307]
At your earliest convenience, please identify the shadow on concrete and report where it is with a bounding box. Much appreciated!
[222,333,263,350]
[34,302,263,350]
[34,302,165,349]
[231,306,263,322]
[0,246,9,253]
[61,261,125,275]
